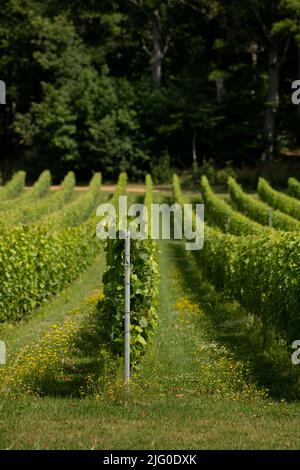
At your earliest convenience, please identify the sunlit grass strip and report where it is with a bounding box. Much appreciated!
[0,320,79,397]
[228,177,300,232]
[0,284,107,398]
[172,276,268,402]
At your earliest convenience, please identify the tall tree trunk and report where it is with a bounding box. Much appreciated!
[263,46,280,161]
[152,9,162,90]
[215,76,226,103]
[0,84,8,179]
[249,42,258,98]
[0,80,6,104]
[192,129,197,168]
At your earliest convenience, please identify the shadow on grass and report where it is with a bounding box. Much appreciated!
[167,240,300,402]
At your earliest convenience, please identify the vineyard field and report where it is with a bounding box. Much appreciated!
[0,172,300,450]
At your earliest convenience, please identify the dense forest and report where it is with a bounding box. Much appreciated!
[1,0,300,181]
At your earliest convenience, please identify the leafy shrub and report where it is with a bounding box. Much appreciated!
[201,175,270,235]
[288,177,300,200]
[172,174,184,206]
[57,170,76,202]
[215,162,236,186]
[198,229,300,342]
[150,151,171,184]
[46,172,101,228]
[110,172,128,209]
[21,171,75,224]
[0,171,76,226]
[29,169,51,199]
[261,162,299,188]
[0,171,26,200]
[97,174,159,366]
[194,159,216,185]
[0,170,54,225]
[258,178,300,221]
[236,162,300,190]
[0,223,99,322]
[228,177,300,232]
[174,174,300,341]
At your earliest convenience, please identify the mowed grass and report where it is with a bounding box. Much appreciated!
[1,236,300,449]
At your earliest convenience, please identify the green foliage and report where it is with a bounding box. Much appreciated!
[174,174,300,341]
[228,177,300,232]
[0,170,52,224]
[201,175,269,235]
[234,162,300,190]
[191,161,236,188]
[97,174,159,366]
[215,163,236,186]
[288,177,300,199]
[0,223,99,322]
[258,178,300,221]
[144,174,154,234]
[46,173,101,228]
[13,14,148,180]
[28,170,51,200]
[3,1,300,175]
[174,172,224,240]
[0,171,26,201]
[150,151,171,184]
[194,159,216,185]
[198,229,300,342]
[110,172,128,210]
[53,171,75,204]
[19,171,75,224]
[0,171,76,226]
[172,173,189,208]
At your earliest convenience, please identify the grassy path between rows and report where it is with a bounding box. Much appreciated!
[1,240,300,449]
[0,252,106,358]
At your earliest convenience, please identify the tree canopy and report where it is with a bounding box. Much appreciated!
[1,0,300,180]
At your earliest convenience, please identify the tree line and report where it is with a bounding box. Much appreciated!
[1,0,300,181]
